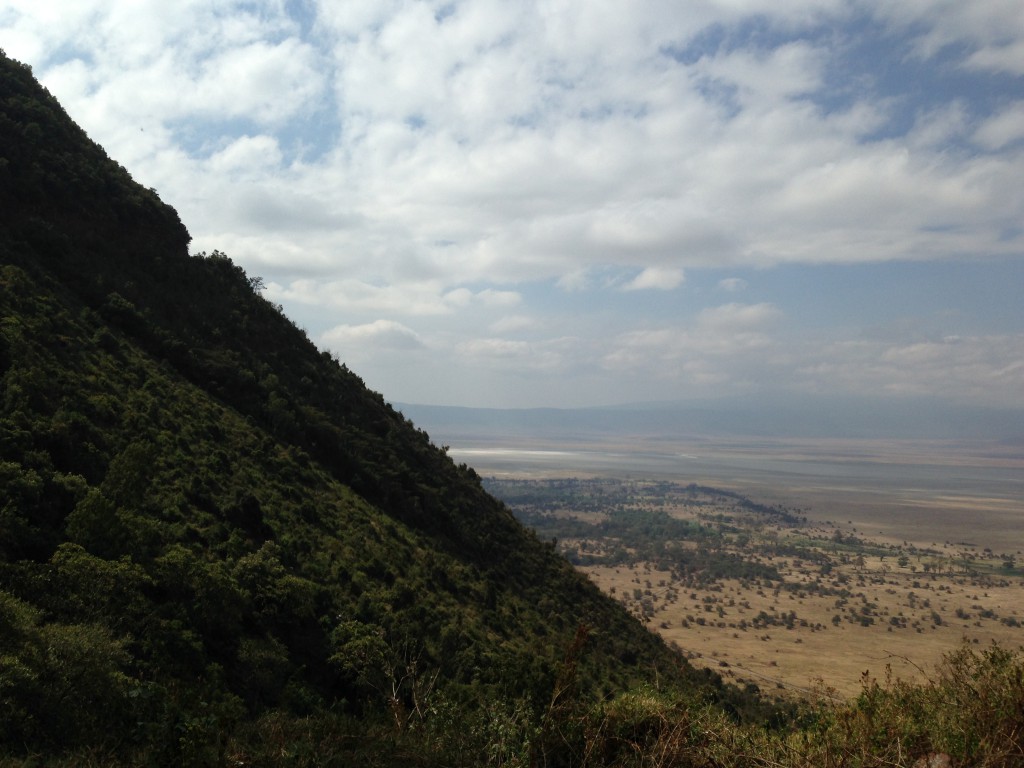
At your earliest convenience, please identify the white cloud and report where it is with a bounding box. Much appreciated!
[556,269,592,292]
[797,334,1024,406]
[322,319,424,350]
[697,303,782,331]
[5,0,1023,412]
[906,103,970,150]
[455,335,574,374]
[269,279,457,316]
[208,135,283,173]
[490,314,536,333]
[600,303,783,387]
[458,338,530,359]
[189,38,325,125]
[19,0,1024,286]
[873,2,1024,75]
[693,41,826,107]
[966,39,1024,76]
[595,318,1024,409]
[476,289,522,307]
[718,278,747,292]
[623,266,685,291]
[973,102,1024,151]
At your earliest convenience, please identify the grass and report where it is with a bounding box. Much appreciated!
[587,561,1024,699]
[479,453,1024,702]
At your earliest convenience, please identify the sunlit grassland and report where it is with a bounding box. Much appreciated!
[476,435,1024,701]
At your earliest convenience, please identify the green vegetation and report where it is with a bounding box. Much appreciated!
[218,641,1024,766]
[487,478,790,581]
[0,49,755,763]
[3,50,1023,765]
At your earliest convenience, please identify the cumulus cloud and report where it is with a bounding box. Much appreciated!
[796,334,1024,406]
[321,319,424,350]
[457,338,531,359]
[973,102,1024,151]
[874,2,1024,75]
[556,269,592,292]
[623,266,685,291]
[490,314,536,333]
[597,319,1024,408]
[697,303,782,331]
[208,135,283,173]
[966,40,1024,76]
[601,303,783,387]
[267,279,520,316]
[16,0,1024,282]
[457,335,575,374]
[5,0,1023,410]
[268,280,453,316]
[718,278,747,292]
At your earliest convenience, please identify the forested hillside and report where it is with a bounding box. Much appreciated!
[0,49,766,763]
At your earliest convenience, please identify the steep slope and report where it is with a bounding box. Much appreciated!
[0,51,760,760]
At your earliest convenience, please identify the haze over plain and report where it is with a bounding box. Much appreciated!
[4,2,1023,424]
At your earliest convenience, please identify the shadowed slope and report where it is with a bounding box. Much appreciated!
[0,50,762,761]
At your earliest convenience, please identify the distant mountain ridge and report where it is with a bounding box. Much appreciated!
[398,395,1024,442]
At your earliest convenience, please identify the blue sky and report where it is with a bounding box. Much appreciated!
[3,1,1023,410]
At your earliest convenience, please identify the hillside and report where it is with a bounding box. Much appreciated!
[0,50,776,762]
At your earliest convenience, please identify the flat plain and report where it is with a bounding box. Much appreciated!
[457,434,1024,699]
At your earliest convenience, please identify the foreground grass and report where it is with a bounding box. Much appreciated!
[8,641,1020,767]
[231,641,1024,767]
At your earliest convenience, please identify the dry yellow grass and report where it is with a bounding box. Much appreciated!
[466,434,1024,701]
[582,555,1024,699]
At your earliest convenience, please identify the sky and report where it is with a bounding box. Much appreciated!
[3,1,1024,411]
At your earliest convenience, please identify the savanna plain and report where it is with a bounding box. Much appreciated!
[453,434,1024,700]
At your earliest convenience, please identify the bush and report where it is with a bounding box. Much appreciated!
[798,641,1024,767]
[0,589,134,751]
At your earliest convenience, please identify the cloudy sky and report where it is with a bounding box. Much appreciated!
[4,1,1024,410]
